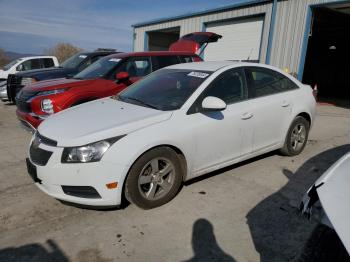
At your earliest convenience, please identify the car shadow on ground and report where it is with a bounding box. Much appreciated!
[0,239,69,262]
[246,144,350,261]
[183,218,236,262]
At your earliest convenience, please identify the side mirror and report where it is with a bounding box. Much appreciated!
[16,64,23,71]
[201,96,227,111]
[116,71,129,82]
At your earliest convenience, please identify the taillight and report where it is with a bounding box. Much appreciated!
[312,84,318,99]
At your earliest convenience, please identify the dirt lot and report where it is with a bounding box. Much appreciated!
[0,102,349,262]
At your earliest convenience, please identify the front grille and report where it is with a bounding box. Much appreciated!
[7,74,23,102]
[30,143,53,166]
[37,132,57,147]
[16,100,31,113]
[62,186,101,199]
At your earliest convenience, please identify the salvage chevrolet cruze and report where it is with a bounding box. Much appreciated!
[26,61,316,209]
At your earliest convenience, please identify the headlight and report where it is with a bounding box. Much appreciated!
[0,82,6,91]
[61,136,125,163]
[0,80,6,88]
[21,77,36,86]
[41,99,54,114]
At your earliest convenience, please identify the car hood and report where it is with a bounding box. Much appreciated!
[314,152,350,254]
[16,67,76,80]
[38,97,173,147]
[24,78,99,92]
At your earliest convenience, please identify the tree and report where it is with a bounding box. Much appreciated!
[45,43,83,63]
[0,48,10,68]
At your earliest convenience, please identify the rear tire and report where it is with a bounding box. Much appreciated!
[280,116,310,156]
[125,147,183,209]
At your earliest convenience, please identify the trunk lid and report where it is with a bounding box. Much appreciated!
[169,32,222,55]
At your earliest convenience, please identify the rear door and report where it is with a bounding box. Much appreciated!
[169,32,222,54]
[245,67,299,152]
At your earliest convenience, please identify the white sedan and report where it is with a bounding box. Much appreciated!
[301,151,350,258]
[26,61,316,209]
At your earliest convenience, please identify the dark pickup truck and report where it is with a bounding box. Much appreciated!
[6,49,118,102]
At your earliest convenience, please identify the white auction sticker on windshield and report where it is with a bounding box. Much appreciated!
[188,72,209,78]
[79,55,87,59]
[109,58,121,63]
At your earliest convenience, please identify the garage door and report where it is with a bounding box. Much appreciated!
[204,17,264,61]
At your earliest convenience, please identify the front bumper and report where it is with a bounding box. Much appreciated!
[26,142,129,206]
[16,109,43,130]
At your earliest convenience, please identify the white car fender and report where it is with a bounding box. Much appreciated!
[102,117,194,180]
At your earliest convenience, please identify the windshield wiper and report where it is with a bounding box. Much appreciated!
[119,96,159,110]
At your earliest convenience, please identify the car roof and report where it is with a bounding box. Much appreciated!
[18,56,57,60]
[165,61,238,72]
[165,61,277,72]
[104,51,199,59]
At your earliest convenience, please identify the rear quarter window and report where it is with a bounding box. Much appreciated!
[179,56,194,63]
[42,58,55,68]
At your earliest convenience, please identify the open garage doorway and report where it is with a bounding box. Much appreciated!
[302,4,350,105]
[147,27,180,51]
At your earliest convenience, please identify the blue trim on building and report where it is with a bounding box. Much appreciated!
[132,28,135,52]
[132,0,271,28]
[311,0,350,8]
[265,0,277,64]
[143,32,149,51]
[297,7,312,81]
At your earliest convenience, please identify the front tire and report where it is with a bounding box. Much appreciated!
[280,116,310,156]
[125,147,183,209]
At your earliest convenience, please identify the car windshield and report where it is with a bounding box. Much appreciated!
[73,57,122,80]
[115,69,211,111]
[3,59,21,71]
[60,53,88,69]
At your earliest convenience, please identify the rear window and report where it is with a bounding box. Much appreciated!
[153,56,180,70]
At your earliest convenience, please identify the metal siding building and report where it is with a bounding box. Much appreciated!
[133,0,350,83]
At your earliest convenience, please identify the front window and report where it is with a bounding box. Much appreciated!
[3,59,21,71]
[60,53,88,69]
[115,69,211,111]
[73,57,122,80]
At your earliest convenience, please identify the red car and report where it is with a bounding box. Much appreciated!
[16,32,221,130]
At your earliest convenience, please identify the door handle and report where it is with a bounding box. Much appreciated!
[241,112,253,120]
[282,101,290,107]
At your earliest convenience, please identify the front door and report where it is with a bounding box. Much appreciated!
[187,68,254,175]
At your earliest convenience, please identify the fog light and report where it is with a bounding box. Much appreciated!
[41,99,54,114]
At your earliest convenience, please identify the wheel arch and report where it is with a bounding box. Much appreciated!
[125,144,188,183]
[296,111,312,126]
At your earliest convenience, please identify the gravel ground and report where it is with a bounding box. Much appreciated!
[0,102,349,262]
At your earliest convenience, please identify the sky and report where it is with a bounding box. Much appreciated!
[0,0,249,54]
